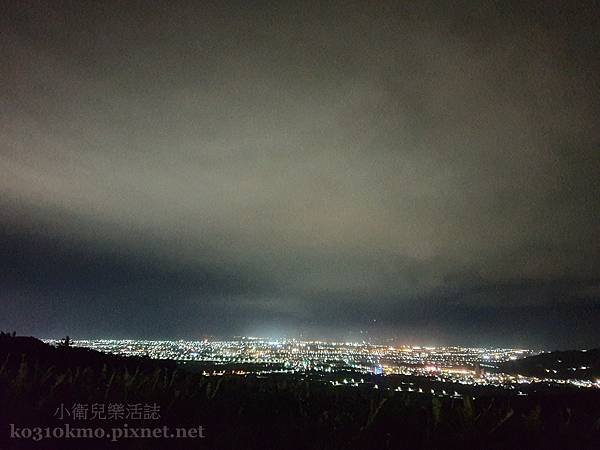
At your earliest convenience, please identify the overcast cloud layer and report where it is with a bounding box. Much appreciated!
[1,0,599,348]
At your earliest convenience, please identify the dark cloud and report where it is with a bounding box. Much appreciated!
[1,0,599,347]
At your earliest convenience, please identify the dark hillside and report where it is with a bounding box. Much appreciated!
[1,336,599,450]
[501,349,600,380]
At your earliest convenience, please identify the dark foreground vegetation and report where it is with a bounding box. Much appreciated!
[1,335,600,450]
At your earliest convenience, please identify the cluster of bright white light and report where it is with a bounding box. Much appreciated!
[44,338,531,367]
[42,338,598,391]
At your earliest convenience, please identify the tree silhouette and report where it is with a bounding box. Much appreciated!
[60,335,72,347]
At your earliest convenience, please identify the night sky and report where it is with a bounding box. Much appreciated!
[1,1,599,349]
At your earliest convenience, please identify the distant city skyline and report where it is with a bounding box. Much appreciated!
[41,337,600,392]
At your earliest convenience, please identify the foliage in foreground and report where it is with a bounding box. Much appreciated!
[1,336,599,450]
